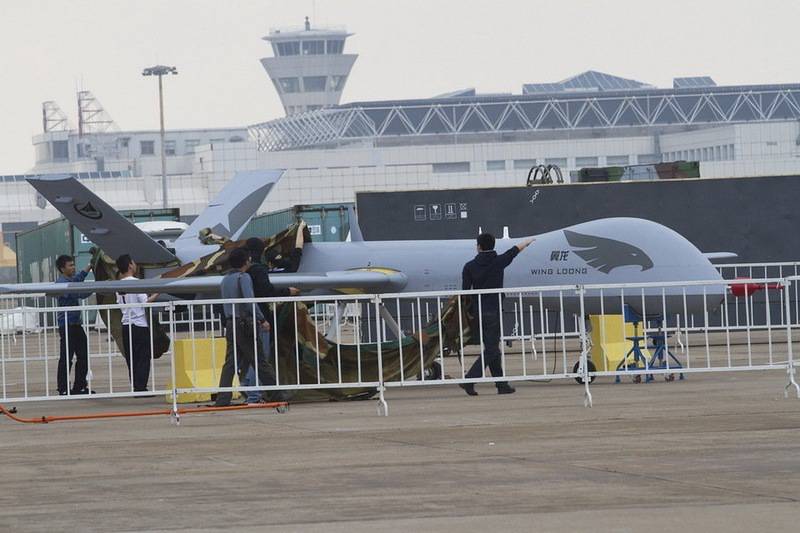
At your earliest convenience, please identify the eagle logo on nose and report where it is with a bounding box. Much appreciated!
[564,230,653,274]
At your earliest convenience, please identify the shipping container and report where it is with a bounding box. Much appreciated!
[16,208,181,284]
[241,203,353,243]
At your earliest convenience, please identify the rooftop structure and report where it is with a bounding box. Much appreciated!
[523,70,655,94]
[261,17,357,116]
[673,76,717,89]
[249,74,800,151]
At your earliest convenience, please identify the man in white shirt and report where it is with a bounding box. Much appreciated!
[115,254,159,393]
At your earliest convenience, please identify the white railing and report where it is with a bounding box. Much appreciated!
[0,277,798,417]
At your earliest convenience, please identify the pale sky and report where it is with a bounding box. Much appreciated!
[1,0,798,173]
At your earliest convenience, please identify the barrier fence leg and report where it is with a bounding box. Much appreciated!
[168,302,180,425]
[577,286,593,407]
[783,282,800,399]
[373,297,389,416]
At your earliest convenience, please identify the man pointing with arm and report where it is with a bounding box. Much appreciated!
[460,234,534,396]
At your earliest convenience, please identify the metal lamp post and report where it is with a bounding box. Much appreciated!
[142,65,178,209]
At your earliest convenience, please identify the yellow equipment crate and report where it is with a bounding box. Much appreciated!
[589,315,650,371]
[166,337,240,403]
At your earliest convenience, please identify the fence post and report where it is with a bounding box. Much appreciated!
[167,301,181,425]
[577,285,593,407]
[373,295,388,416]
[783,279,800,399]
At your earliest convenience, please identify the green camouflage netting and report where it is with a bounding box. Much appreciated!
[92,223,476,400]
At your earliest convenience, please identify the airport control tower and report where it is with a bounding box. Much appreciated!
[261,17,357,116]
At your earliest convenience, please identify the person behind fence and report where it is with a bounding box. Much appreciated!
[55,255,94,395]
[115,254,159,393]
[215,248,287,407]
[265,220,306,274]
[460,233,534,396]
[239,237,300,403]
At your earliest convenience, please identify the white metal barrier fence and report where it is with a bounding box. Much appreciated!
[1,277,798,416]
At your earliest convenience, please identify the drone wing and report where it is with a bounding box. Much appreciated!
[0,269,408,296]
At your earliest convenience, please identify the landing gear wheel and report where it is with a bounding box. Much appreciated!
[633,374,642,384]
[665,373,676,382]
[572,359,596,384]
[423,361,443,380]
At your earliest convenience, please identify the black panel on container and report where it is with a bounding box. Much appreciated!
[356,175,800,262]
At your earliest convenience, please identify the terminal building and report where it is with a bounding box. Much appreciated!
[4,19,800,227]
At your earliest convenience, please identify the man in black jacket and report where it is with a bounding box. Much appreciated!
[241,237,300,403]
[460,233,534,396]
[266,220,305,273]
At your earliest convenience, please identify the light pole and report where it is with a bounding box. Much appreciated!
[142,65,178,209]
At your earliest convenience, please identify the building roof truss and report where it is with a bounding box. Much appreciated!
[765,90,800,119]
[456,104,495,132]
[689,94,725,122]
[249,87,800,151]
[377,107,417,135]
[610,97,648,126]
[280,115,311,147]
[328,108,355,136]
[417,106,455,133]
[342,109,378,138]
[725,92,763,122]
[285,116,317,147]
[504,102,534,129]
[311,111,341,141]
[572,98,612,127]
[533,100,569,129]
[650,96,688,124]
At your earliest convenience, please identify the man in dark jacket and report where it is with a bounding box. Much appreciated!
[215,248,274,407]
[240,238,300,403]
[266,220,305,274]
[460,233,534,396]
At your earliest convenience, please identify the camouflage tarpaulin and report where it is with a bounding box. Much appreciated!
[271,295,475,401]
[92,222,477,400]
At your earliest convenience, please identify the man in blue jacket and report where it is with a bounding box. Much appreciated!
[215,248,290,407]
[55,255,93,395]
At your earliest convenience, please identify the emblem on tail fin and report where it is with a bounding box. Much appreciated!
[73,201,102,220]
[564,230,653,273]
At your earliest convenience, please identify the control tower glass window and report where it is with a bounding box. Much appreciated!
[303,76,327,92]
[276,41,300,56]
[326,40,344,54]
[302,40,325,55]
[279,77,300,93]
[329,75,347,91]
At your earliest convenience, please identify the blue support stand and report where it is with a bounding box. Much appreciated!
[646,322,685,381]
[615,306,684,383]
[615,306,649,383]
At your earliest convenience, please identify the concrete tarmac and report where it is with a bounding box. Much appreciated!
[1,370,799,532]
